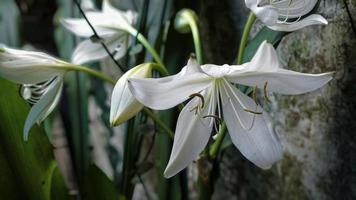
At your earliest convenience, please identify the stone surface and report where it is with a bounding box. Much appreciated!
[198,0,356,199]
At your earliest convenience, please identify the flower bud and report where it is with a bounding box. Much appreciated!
[110,63,153,126]
[174,9,198,34]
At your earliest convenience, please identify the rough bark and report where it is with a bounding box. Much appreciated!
[198,0,356,199]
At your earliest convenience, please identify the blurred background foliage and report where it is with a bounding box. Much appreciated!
[0,0,355,200]
[0,0,198,199]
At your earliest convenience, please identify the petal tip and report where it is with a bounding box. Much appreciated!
[163,168,175,179]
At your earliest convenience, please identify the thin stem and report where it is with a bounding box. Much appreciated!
[72,0,125,72]
[184,13,203,64]
[63,64,116,85]
[150,63,169,76]
[136,32,166,68]
[125,27,166,68]
[143,108,174,139]
[209,123,226,158]
[236,12,256,65]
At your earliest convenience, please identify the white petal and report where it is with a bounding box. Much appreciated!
[268,14,328,32]
[201,64,234,78]
[128,71,212,110]
[245,0,279,26]
[230,69,333,95]
[227,42,334,95]
[102,0,137,25]
[226,41,279,78]
[23,77,63,140]
[164,88,216,178]
[110,64,152,125]
[61,18,112,37]
[102,0,125,18]
[219,79,262,130]
[181,57,202,74]
[71,33,128,64]
[273,0,318,17]
[221,87,282,169]
[246,41,280,72]
[0,48,64,84]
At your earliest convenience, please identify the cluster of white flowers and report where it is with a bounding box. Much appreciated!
[0,0,332,178]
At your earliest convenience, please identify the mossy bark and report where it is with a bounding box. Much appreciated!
[198,0,356,199]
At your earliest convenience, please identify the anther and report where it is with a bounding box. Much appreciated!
[264,81,271,103]
[202,115,222,124]
[243,109,262,115]
[189,93,205,108]
[252,85,258,104]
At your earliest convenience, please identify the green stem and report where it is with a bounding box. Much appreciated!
[125,27,166,68]
[150,63,169,76]
[63,64,174,139]
[62,64,116,85]
[183,12,203,64]
[143,108,174,139]
[208,123,226,158]
[236,12,256,65]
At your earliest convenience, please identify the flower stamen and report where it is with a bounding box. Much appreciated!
[188,93,205,114]
[202,114,222,125]
[264,81,271,103]
[243,109,263,115]
[252,85,258,104]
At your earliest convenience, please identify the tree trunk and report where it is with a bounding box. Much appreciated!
[198,0,356,199]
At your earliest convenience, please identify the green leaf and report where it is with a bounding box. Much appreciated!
[0,77,69,200]
[82,165,120,200]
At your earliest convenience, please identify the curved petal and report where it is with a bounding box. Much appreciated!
[128,60,212,110]
[229,69,334,95]
[245,0,279,26]
[0,48,64,84]
[201,64,234,78]
[164,88,216,178]
[102,0,137,26]
[219,79,262,130]
[71,33,128,64]
[61,18,116,38]
[110,64,152,126]
[268,14,328,32]
[273,0,318,17]
[221,85,282,169]
[228,41,279,75]
[227,42,334,95]
[23,77,63,140]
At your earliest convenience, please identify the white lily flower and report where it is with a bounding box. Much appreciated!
[128,41,333,178]
[110,63,153,126]
[0,47,68,140]
[245,0,328,32]
[61,0,137,64]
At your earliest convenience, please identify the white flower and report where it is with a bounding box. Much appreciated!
[128,41,333,178]
[0,47,68,140]
[245,0,328,31]
[61,0,137,64]
[110,63,153,126]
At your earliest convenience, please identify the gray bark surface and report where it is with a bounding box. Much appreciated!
[198,0,356,199]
